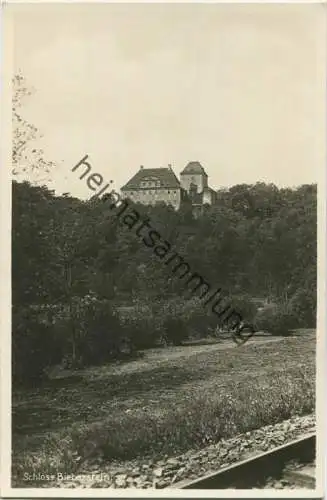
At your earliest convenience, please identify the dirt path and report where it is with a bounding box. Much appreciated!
[78,335,285,379]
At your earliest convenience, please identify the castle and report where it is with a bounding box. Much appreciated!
[121,161,217,213]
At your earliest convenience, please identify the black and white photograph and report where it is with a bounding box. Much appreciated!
[1,1,325,497]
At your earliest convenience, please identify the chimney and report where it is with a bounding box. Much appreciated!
[140,165,144,169]
[168,164,172,170]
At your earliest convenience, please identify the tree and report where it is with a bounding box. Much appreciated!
[12,72,55,178]
[12,181,63,305]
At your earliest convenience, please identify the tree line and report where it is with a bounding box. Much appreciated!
[12,179,317,384]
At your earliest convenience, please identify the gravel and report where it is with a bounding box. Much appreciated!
[52,413,315,489]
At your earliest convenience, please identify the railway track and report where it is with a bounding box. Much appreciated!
[172,433,316,490]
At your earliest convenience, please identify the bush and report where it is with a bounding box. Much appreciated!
[160,296,230,342]
[183,297,216,336]
[163,317,188,345]
[255,303,299,336]
[12,295,138,382]
[160,298,203,344]
[228,294,257,325]
[117,297,210,348]
[116,301,163,349]
[289,288,316,328]
[12,306,62,385]
[75,297,123,365]
[55,294,133,366]
[116,297,211,348]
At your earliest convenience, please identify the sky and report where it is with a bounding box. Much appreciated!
[9,2,326,199]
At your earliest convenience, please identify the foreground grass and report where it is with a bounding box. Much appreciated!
[12,331,315,486]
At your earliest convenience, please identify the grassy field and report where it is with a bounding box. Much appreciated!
[12,330,315,486]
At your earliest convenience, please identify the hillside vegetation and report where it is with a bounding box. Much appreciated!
[12,180,316,381]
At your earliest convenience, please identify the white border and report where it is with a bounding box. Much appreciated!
[1,1,326,498]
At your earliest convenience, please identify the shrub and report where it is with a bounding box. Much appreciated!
[255,303,299,336]
[289,288,316,328]
[160,298,200,344]
[116,297,210,348]
[182,297,215,336]
[228,294,257,325]
[116,301,163,349]
[163,317,188,345]
[75,297,123,365]
[13,296,136,376]
[56,294,132,366]
[12,306,62,385]
[160,296,226,342]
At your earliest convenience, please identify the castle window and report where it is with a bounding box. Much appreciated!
[141,176,161,188]
[140,176,161,189]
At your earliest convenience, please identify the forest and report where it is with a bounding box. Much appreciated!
[12,178,317,384]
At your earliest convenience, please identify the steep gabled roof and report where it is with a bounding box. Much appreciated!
[121,167,181,190]
[181,161,208,176]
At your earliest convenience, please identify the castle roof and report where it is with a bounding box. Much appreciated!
[181,161,208,176]
[121,167,181,190]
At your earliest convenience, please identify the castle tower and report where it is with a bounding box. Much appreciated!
[180,161,208,194]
